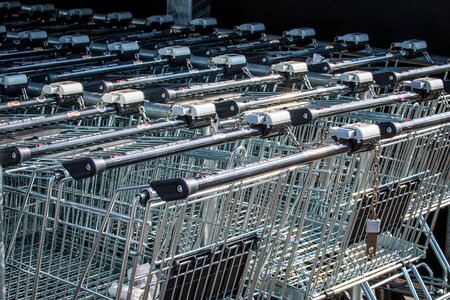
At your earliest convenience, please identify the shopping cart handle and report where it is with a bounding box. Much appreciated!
[373,71,398,86]
[62,157,106,180]
[378,121,403,139]
[373,63,450,86]
[83,80,115,94]
[0,106,117,133]
[307,62,334,73]
[147,88,177,102]
[0,146,31,167]
[289,89,433,126]
[150,178,199,202]
[214,101,240,118]
[378,111,450,139]
[289,108,319,126]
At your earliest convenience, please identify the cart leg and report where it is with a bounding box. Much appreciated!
[362,282,377,300]
[446,208,450,266]
[0,165,5,300]
[410,265,432,300]
[401,267,420,300]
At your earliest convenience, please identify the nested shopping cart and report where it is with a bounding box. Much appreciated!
[130,112,449,300]
[2,78,448,299]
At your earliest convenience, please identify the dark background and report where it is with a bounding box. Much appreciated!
[22,0,450,55]
[211,0,450,56]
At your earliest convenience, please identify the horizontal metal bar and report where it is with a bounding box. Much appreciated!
[62,127,261,179]
[308,51,405,73]
[149,110,450,201]
[259,42,349,65]
[43,59,168,83]
[0,119,186,166]
[0,105,116,133]
[2,53,118,73]
[312,257,422,300]
[150,143,351,201]
[203,37,299,57]
[379,111,450,138]
[91,66,224,93]
[374,63,450,85]
[216,84,349,118]
[148,34,233,50]
[240,85,347,112]
[156,74,283,101]
[291,91,421,125]
[0,96,55,112]
[0,47,64,60]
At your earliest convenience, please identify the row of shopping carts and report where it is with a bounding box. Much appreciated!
[0,2,450,299]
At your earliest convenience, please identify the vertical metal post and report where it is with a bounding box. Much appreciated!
[0,165,5,300]
[167,0,210,25]
[200,126,216,247]
[446,208,450,263]
[361,282,378,300]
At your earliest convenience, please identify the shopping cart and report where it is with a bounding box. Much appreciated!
[135,112,449,300]
[3,85,448,299]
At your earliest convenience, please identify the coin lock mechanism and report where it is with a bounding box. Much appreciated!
[189,17,218,34]
[48,34,90,50]
[8,29,48,46]
[42,81,84,107]
[272,61,308,83]
[284,27,316,46]
[234,23,265,40]
[158,46,191,66]
[145,15,174,30]
[21,4,55,18]
[0,74,28,96]
[101,89,145,115]
[0,1,21,14]
[245,110,292,137]
[404,77,444,100]
[57,8,94,22]
[0,25,6,40]
[335,33,370,51]
[210,54,247,75]
[171,103,217,129]
[391,39,427,58]
[104,11,133,25]
[338,71,374,94]
[330,123,381,152]
[107,41,140,60]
